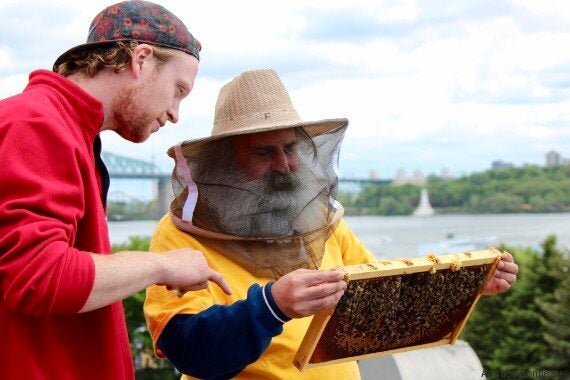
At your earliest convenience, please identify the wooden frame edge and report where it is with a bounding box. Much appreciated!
[302,338,452,370]
[294,248,503,371]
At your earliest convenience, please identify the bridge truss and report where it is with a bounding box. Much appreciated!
[101,151,390,187]
[101,151,169,179]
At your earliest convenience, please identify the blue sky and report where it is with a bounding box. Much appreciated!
[2,0,570,188]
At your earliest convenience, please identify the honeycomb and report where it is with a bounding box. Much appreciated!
[294,249,501,370]
[311,266,489,362]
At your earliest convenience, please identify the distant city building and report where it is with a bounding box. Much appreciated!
[441,167,452,180]
[369,170,379,180]
[491,160,514,170]
[393,168,407,185]
[546,150,562,166]
[392,168,426,186]
[411,169,426,186]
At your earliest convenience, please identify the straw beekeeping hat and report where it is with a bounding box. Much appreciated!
[167,68,349,278]
[167,68,347,156]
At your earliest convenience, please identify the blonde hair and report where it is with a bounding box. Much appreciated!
[55,41,176,77]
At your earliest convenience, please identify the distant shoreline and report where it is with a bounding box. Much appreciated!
[108,213,570,258]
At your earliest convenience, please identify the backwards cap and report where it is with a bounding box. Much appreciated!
[53,0,200,70]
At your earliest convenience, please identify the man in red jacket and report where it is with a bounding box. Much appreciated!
[0,1,230,379]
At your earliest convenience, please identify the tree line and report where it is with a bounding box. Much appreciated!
[339,164,570,215]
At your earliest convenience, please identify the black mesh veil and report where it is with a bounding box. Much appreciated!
[168,125,347,279]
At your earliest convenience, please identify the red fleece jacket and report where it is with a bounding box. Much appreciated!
[0,70,133,379]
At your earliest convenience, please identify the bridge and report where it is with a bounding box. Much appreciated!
[101,151,169,179]
[101,151,171,218]
[101,151,391,217]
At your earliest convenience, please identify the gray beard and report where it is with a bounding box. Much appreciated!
[197,162,327,237]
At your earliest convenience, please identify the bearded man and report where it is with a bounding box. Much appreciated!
[144,69,519,379]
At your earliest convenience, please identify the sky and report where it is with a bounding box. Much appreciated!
[1,0,570,186]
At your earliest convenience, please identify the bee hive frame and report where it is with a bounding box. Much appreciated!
[294,248,502,371]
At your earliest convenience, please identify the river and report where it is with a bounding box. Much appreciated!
[108,213,569,259]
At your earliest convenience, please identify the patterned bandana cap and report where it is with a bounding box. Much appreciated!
[53,0,200,69]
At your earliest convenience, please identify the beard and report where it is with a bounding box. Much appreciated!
[197,160,329,238]
[111,78,157,143]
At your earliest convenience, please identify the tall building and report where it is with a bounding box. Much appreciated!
[393,168,428,185]
[411,169,426,186]
[546,150,561,166]
[492,160,514,170]
[393,168,407,185]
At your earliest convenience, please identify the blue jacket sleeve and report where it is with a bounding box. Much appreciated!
[157,282,291,379]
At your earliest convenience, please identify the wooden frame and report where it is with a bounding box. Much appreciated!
[294,248,502,371]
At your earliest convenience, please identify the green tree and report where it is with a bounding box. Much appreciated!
[489,237,565,373]
[536,239,570,373]
[340,164,570,215]
[462,244,540,376]
[460,282,508,367]
[478,192,525,213]
[463,236,568,378]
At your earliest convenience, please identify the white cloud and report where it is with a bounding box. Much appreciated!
[0,72,28,99]
[1,0,569,180]
[0,47,13,73]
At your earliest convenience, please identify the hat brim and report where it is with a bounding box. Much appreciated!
[52,39,199,71]
[53,41,117,71]
[167,118,348,158]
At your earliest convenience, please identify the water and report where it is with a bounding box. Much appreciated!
[342,213,569,258]
[108,213,570,258]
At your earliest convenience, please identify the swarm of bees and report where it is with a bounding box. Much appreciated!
[312,265,489,361]
[294,249,503,371]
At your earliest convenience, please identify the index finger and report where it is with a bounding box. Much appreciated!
[209,270,232,295]
[303,269,345,287]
